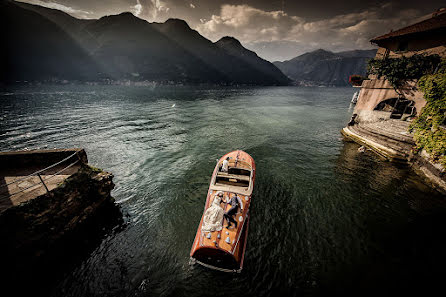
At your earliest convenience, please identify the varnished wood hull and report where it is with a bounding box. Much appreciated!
[190,150,255,272]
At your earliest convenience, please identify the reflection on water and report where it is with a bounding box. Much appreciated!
[0,85,445,297]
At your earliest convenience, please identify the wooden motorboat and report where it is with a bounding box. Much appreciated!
[190,150,256,273]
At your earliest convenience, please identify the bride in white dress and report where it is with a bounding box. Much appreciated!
[202,192,225,232]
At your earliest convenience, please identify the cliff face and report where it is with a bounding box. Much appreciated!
[2,1,289,85]
[0,165,121,294]
[274,49,377,86]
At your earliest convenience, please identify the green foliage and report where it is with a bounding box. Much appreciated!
[367,54,441,90]
[87,165,103,174]
[367,54,445,165]
[409,59,446,166]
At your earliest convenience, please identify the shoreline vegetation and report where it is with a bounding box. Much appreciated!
[367,55,446,168]
[411,59,446,167]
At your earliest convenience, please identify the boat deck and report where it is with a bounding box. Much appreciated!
[199,189,249,253]
[191,150,255,272]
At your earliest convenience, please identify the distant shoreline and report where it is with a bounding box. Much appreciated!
[0,80,356,88]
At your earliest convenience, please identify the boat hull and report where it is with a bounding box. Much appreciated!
[190,150,255,272]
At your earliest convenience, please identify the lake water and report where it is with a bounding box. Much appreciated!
[1,85,445,296]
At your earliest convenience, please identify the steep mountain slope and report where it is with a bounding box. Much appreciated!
[2,1,289,85]
[215,37,290,85]
[1,0,99,82]
[14,1,97,50]
[273,49,376,86]
[83,13,225,82]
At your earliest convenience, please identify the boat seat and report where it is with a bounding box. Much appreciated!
[216,172,250,181]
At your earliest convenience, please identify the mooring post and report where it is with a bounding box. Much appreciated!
[37,173,50,193]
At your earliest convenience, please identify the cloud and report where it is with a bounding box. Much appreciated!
[17,1,431,61]
[17,0,92,18]
[133,0,142,16]
[197,5,301,45]
[144,0,169,20]
[196,4,426,61]
[152,0,170,18]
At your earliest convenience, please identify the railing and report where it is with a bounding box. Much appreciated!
[0,151,81,199]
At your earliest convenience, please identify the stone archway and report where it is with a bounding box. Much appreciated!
[374,97,416,119]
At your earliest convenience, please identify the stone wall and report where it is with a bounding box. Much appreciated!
[354,79,425,123]
[0,164,121,294]
[345,24,446,193]
[354,43,446,124]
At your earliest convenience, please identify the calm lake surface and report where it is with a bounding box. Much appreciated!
[1,85,445,296]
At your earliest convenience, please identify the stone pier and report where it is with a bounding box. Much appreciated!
[0,148,86,212]
[0,148,121,294]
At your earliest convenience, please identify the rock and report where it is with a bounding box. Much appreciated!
[0,165,121,292]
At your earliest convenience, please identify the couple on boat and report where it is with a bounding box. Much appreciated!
[202,191,243,232]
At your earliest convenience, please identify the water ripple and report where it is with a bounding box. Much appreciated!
[1,85,445,297]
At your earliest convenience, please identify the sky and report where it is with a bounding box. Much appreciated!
[16,0,446,61]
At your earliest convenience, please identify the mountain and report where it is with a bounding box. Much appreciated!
[215,37,289,85]
[273,49,377,86]
[1,0,100,82]
[1,1,289,85]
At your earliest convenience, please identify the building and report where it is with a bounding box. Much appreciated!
[342,9,446,192]
[353,9,446,124]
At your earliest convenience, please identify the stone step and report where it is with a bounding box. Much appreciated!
[359,122,414,144]
[352,127,412,155]
[355,126,414,151]
[341,126,407,162]
[375,119,413,136]
[350,125,412,156]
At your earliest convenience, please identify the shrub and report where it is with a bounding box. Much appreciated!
[367,54,441,92]
[409,59,446,166]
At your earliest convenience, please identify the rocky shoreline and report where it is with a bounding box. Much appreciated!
[0,155,122,294]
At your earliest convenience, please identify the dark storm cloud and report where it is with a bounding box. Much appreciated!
[16,1,446,61]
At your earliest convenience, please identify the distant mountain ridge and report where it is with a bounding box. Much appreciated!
[1,1,289,85]
[273,49,377,86]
